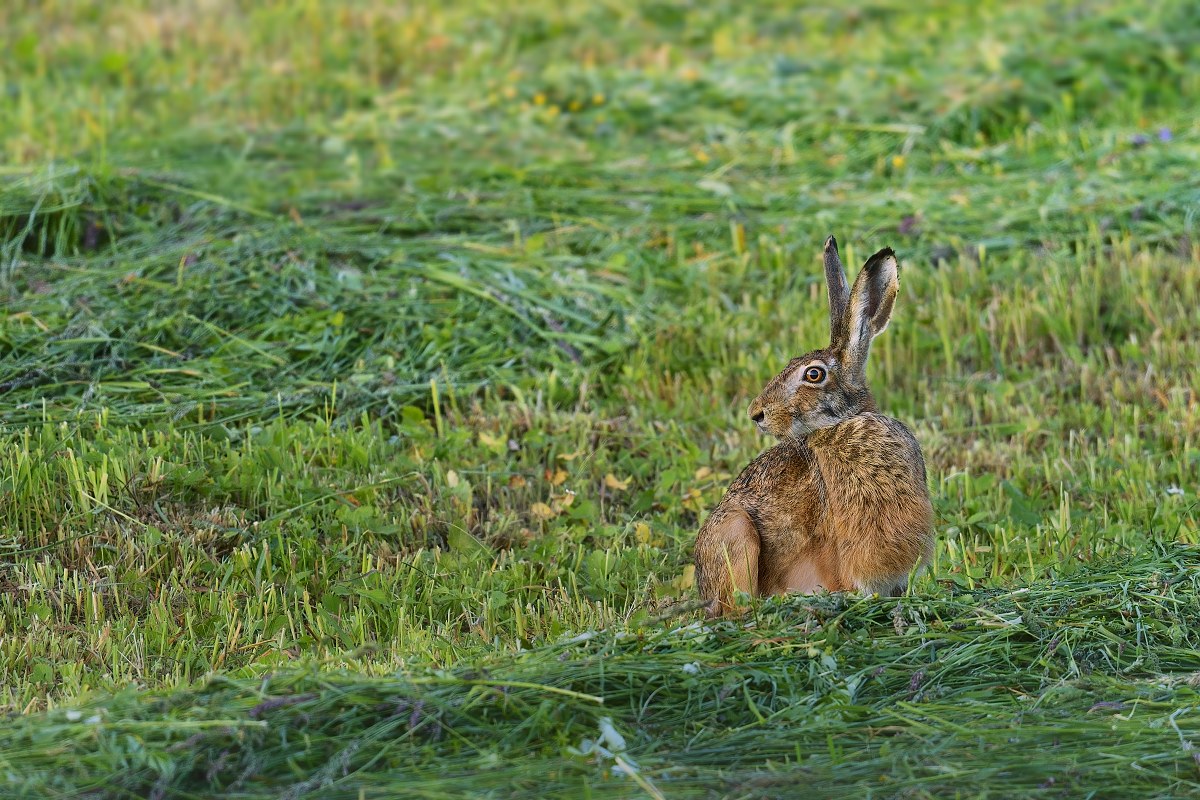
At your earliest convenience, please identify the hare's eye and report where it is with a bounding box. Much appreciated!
[803,365,826,383]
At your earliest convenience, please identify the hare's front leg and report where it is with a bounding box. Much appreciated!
[694,507,760,617]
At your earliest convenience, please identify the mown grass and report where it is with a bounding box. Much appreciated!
[1,0,1199,797]
[5,547,1200,798]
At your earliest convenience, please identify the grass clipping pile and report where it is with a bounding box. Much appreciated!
[4,546,1199,799]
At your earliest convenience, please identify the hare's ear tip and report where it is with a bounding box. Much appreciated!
[866,246,899,268]
[823,234,839,252]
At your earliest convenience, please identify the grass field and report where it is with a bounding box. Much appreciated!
[2,0,1199,796]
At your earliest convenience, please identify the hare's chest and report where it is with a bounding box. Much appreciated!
[758,510,846,595]
[752,462,824,544]
[759,502,819,547]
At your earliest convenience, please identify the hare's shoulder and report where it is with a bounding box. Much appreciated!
[708,441,823,546]
[725,441,818,496]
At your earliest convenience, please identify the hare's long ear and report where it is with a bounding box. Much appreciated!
[823,235,849,342]
[835,247,899,384]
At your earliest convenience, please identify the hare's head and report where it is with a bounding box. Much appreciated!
[748,237,899,440]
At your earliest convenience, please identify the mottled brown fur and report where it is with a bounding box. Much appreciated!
[695,237,935,616]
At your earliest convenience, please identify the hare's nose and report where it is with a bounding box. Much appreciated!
[750,409,765,424]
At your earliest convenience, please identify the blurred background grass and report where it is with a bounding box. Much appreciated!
[1,1,1199,797]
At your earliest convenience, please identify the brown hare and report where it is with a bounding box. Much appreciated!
[694,236,934,616]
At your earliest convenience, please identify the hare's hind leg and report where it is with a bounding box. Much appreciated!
[694,508,760,617]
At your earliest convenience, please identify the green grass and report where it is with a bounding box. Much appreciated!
[1,0,1199,796]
